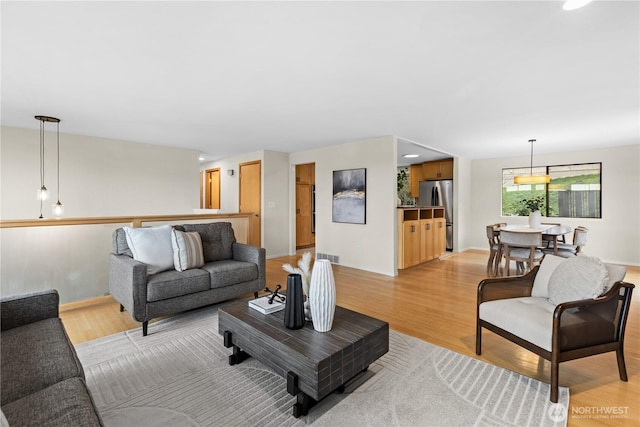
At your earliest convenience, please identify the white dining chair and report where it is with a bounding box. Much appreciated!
[499,230,544,276]
[545,226,588,258]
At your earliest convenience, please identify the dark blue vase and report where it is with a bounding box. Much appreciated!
[284,274,305,329]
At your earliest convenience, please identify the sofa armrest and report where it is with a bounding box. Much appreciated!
[0,289,59,331]
[477,266,538,305]
[232,243,266,289]
[108,254,148,322]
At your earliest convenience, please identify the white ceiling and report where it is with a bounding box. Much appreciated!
[2,1,638,165]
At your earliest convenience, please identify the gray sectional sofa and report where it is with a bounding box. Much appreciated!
[0,290,103,427]
[109,222,266,336]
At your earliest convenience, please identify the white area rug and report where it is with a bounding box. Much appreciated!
[75,303,569,427]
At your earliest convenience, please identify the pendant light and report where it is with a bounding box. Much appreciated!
[34,115,62,218]
[52,118,64,217]
[513,139,550,185]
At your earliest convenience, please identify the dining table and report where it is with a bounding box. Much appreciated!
[498,224,573,256]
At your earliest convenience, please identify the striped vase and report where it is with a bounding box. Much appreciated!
[309,259,336,332]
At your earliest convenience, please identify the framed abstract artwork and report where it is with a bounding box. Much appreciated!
[332,168,366,224]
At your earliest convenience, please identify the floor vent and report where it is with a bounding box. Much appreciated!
[316,253,339,264]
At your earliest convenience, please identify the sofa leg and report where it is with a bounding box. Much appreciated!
[119,304,125,312]
[254,292,259,299]
[142,321,148,337]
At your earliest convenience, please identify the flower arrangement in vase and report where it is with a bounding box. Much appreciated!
[282,252,313,320]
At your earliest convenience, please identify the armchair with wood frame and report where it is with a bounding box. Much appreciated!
[476,255,634,403]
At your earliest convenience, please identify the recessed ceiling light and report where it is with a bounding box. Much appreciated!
[403,154,419,158]
[563,0,593,10]
[198,156,205,161]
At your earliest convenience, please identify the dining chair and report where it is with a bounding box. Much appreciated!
[499,230,544,276]
[541,222,565,248]
[545,226,588,258]
[486,225,501,277]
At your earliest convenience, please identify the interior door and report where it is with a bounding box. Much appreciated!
[295,163,315,248]
[205,168,220,209]
[239,160,261,246]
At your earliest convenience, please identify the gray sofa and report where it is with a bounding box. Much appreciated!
[0,290,103,427]
[109,222,266,336]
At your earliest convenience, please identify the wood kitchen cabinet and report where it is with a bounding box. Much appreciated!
[409,164,423,198]
[422,159,453,180]
[409,159,453,198]
[433,217,446,258]
[398,207,446,269]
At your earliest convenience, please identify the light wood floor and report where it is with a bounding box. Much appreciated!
[60,250,640,427]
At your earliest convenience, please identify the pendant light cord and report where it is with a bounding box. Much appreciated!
[56,121,60,202]
[39,118,45,218]
[529,139,535,176]
[40,119,45,189]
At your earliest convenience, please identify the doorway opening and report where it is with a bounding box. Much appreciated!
[295,163,315,250]
[204,168,220,209]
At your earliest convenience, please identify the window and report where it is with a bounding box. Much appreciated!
[502,163,601,218]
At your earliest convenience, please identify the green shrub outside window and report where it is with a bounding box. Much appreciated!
[502,163,601,218]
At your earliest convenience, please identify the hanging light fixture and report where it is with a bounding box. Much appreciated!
[513,139,550,185]
[52,117,64,217]
[34,115,62,218]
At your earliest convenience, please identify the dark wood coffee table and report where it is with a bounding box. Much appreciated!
[218,301,389,417]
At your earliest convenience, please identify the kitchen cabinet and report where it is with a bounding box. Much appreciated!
[419,218,434,263]
[433,217,446,257]
[409,164,423,198]
[398,207,446,269]
[421,159,453,180]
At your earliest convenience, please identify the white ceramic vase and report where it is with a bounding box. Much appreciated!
[309,259,336,332]
[529,210,542,229]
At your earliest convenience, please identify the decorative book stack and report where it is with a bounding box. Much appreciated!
[248,296,285,315]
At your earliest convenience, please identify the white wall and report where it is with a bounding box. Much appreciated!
[263,150,290,257]
[454,156,473,252]
[1,126,200,219]
[468,144,640,266]
[290,136,397,276]
[0,126,208,303]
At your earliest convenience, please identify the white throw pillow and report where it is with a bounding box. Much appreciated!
[547,256,609,305]
[171,229,205,272]
[123,225,174,275]
[531,254,565,298]
[603,263,626,295]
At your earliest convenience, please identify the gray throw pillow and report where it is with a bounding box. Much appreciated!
[547,255,609,305]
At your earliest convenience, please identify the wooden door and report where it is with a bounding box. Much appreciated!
[239,160,261,246]
[205,168,220,209]
[296,163,314,248]
[199,171,204,208]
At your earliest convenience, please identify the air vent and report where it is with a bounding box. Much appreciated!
[316,253,339,264]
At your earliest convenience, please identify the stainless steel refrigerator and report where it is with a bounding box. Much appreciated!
[418,179,453,251]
